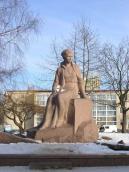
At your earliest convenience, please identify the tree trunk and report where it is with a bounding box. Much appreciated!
[19,128,24,136]
[122,111,127,133]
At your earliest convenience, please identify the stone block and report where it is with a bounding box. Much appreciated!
[76,120,99,142]
[35,125,74,142]
[73,98,93,133]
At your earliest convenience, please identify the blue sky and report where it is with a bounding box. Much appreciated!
[20,0,129,89]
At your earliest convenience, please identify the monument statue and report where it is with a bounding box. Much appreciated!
[40,49,86,129]
[35,49,98,142]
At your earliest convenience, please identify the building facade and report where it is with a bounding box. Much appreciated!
[34,91,51,127]
[92,92,116,126]
[3,89,129,131]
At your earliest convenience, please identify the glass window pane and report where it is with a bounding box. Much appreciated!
[97,117,106,121]
[107,122,116,125]
[107,111,116,116]
[35,94,48,106]
[97,111,106,116]
[107,117,116,121]
[97,122,106,126]
[107,94,116,100]
[107,105,116,110]
[91,95,97,100]
[97,105,106,110]
[97,95,106,100]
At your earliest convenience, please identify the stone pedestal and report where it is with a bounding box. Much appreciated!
[35,125,74,143]
[74,98,93,133]
[35,97,98,142]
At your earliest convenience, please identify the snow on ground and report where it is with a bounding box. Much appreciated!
[0,133,129,171]
[0,142,112,154]
[0,133,129,155]
[0,166,129,172]
[99,132,129,145]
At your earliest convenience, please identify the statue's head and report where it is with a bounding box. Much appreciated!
[61,49,73,58]
[61,49,73,64]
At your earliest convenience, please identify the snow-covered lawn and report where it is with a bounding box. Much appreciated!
[99,132,129,145]
[0,133,129,155]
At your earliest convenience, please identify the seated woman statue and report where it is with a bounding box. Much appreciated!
[40,49,86,129]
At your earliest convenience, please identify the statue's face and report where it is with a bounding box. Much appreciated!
[63,56,72,64]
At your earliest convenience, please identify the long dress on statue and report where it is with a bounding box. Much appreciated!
[41,62,84,129]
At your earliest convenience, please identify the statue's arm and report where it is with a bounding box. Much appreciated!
[76,65,86,98]
[52,69,60,93]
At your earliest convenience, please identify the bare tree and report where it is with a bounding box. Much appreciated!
[65,26,78,64]
[0,0,39,89]
[39,39,62,88]
[41,19,99,91]
[66,19,100,91]
[99,40,129,133]
[0,92,36,134]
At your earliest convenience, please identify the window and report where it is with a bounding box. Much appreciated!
[97,105,106,110]
[107,94,116,100]
[107,111,116,116]
[20,94,26,98]
[92,93,116,127]
[97,111,106,116]
[35,94,49,106]
[97,94,106,100]
[34,113,43,126]
[97,122,106,126]
[93,103,96,110]
[97,117,106,121]
[107,121,116,125]
[107,117,116,121]
[107,105,115,110]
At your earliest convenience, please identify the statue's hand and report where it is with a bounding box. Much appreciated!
[52,89,57,94]
[52,85,57,94]
[80,92,86,99]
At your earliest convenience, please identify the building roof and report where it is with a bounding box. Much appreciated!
[6,89,51,93]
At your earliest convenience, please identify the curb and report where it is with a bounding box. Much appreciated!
[0,154,129,166]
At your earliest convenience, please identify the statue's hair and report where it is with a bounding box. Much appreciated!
[61,49,73,58]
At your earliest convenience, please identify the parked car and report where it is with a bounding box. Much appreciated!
[99,125,117,133]
[10,130,27,138]
[4,124,12,132]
